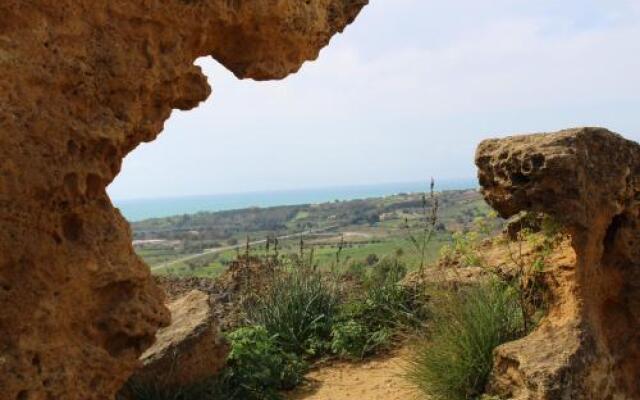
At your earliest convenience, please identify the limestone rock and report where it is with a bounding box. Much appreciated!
[476,127,640,399]
[157,257,279,332]
[128,290,228,389]
[0,1,367,399]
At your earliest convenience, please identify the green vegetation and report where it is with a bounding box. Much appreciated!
[175,254,430,400]
[331,257,428,359]
[439,230,484,267]
[134,189,491,278]
[404,211,562,400]
[246,265,340,356]
[125,189,565,400]
[499,212,563,332]
[121,324,308,400]
[406,282,524,400]
[218,326,308,399]
[401,178,439,273]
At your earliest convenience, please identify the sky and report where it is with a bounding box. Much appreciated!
[108,0,640,200]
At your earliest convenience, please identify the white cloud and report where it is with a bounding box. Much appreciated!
[110,0,640,199]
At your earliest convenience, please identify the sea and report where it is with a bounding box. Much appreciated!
[113,178,478,222]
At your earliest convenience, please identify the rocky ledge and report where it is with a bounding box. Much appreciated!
[476,127,640,399]
[0,1,367,399]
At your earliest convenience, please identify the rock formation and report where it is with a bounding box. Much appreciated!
[157,257,280,331]
[125,290,228,391]
[0,1,367,399]
[476,127,640,399]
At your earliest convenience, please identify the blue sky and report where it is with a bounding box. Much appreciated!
[109,0,640,200]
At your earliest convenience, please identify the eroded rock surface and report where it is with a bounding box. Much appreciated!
[125,290,228,391]
[0,1,366,399]
[476,127,640,399]
[157,257,280,331]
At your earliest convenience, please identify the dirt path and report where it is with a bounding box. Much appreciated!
[286,350,419,400]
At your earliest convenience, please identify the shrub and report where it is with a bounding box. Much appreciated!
[220,325,307,400]
[369,258,428,328]
[503,213,563,332]
[330,317,391,359]
[365,253,380,266]
[343,259,367,282]
[368,257,407,288]
[406,282,524,400]
[247,266,340,356]
[439,231,483,267]
[122,326,307,400]
[331,258,429,359]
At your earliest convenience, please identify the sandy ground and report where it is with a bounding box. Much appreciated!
[286,350,420,400]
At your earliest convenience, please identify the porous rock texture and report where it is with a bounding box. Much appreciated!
[0,1,366,399]
[476,127,640,399]
[126,290,228,391]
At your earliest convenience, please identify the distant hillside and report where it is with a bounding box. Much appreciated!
[131,189,487,242]
[132,189,498,277]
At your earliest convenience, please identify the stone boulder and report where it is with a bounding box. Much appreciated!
[156,257,280,332]
[476,127,640,399]
[127,290,228,390]
[0,1,367,399]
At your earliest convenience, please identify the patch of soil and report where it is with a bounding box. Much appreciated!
[286,349,418,400]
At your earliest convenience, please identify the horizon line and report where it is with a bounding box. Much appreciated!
[111,177,479,203]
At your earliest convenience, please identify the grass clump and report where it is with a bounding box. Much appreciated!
[247,265,340,356]
[406,281,524,400]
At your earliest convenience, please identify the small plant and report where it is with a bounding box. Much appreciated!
[402,178,440,273]
[330,316,391,359]
[335,234,345,269]
[439,213,500,268]
[364,266,429,332]
[220,325,307,400]
[368,256,407,288]
[502,212,563,332]
[406,281,524,400]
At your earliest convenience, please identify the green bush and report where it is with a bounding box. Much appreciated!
[247,266,339,356]
[366,257,427,329]
[365,253,380,266]
[406,282,524,400]
[219,325,307,400]
[368,256,407,288]
[330,306,392,359]
[343,259,367,282]
[439,231,484,267]
[331,258,429,359]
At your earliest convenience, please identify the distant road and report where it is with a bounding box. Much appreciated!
[150,226,337,271]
